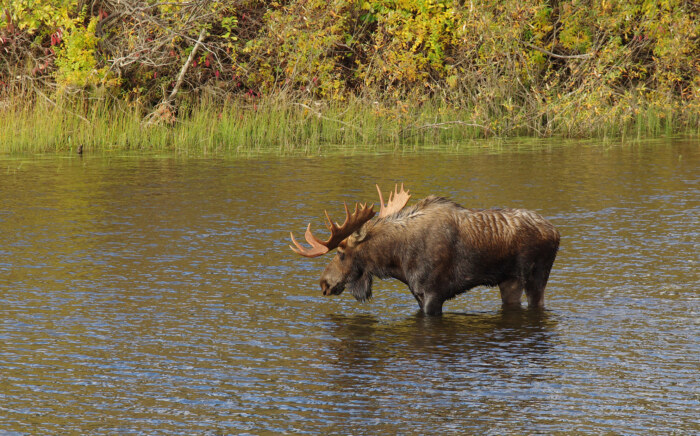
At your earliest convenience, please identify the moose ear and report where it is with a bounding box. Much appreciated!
[353,226,371,243]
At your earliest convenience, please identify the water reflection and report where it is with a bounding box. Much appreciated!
[313,311,560,433]
[1,140,698,434]
[325,310,556,370]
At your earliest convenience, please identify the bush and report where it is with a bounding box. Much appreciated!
[0,0,697,137]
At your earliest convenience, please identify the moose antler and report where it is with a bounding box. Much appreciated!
[290,202,376,258]
[376,183,411,218]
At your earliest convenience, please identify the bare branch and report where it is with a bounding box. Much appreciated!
[522,41,594,60]
[143,27,206,125]
[403,121,492,136]
[29,78,90,123]
[292,103,365,137]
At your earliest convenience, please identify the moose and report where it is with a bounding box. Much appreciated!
[290,185,560,315]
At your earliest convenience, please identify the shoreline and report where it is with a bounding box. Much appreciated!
[1,97,698,156]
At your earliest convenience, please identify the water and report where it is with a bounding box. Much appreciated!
[1,140,698,434]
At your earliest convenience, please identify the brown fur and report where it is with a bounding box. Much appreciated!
[319,196,560,315]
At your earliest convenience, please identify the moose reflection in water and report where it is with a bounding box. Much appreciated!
[290,185,560,315]
[324,310,556,371]
[318,310,558,434]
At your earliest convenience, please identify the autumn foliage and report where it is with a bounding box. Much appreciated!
[1,0,698,137]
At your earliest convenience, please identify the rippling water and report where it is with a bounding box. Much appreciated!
[1,140,698,434]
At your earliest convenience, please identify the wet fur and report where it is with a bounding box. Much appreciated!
[347,272,373,302]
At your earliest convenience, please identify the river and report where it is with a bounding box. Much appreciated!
[1,139,698,434]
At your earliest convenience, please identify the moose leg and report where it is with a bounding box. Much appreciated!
[499,278,523,308]
[525,262,553,308]
[525,288,545,308]
[422,293,444,316]
[411,290,425,309]
[411,275,444,315]
[407,287,426,311]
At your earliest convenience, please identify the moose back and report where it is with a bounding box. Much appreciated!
[290,185,560,315]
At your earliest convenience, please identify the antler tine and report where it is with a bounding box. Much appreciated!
[376,186,385,215]
[290,201,376,258]
[377,183,411,218]
[325,202,352,232]
[395,183,405,198]
[325,201,374,247]
[289,223,329,258]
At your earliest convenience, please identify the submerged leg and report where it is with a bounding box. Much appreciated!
[525,257,556,308]
[525,269,550,308]
[526,288,545,308]
[525,266,546,307]
[409,288,425,311]
[422,294,444,316]
[499,278,524,308]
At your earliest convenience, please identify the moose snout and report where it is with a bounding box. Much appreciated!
[320,279,331,296]
[320,279,344,296]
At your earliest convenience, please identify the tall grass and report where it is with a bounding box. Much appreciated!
[0,95,697,155]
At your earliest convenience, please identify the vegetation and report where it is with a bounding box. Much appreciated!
[1,0,698,153]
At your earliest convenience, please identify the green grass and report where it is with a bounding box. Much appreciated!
[0,95,697,156]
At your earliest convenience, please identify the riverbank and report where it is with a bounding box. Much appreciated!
[1,95,698,155]
[3,1,698,154]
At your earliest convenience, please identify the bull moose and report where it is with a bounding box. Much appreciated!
[290,185,560,315]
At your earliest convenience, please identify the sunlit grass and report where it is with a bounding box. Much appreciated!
[0,95,697,155]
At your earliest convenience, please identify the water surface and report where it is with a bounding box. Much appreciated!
[1,140,698,433]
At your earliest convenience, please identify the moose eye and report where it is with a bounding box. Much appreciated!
[337,251,345,261]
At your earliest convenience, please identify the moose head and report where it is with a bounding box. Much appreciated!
[290,184,411,300]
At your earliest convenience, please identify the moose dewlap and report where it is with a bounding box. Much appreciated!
[290,184,560,316]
